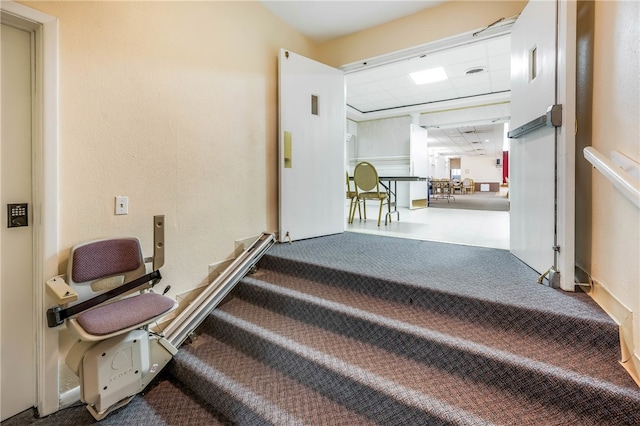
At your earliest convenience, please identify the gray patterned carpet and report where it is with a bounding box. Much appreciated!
[5,232,639,425]
[427,192,510,211]
[2,372,232,425]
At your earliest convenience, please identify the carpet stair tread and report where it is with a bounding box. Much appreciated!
[226,275,640,424]
[243,269,634,389]
[260,234,614,327]
[259,254,618,350]
[236,278,640,415]
[15,377,233,426]
[170,328,379,426]
[164,233,640,425]
[106,377,233,426]
[207,297,612,426]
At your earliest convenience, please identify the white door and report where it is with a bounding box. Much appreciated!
[509,0,575,290]
[1,22,36,420]
[409,124,429,209]
[279,49,345,242]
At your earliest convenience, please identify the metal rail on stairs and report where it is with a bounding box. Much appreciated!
[584,147,640,208]
[162,232,276,349]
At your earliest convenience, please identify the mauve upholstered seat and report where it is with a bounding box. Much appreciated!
[76,293,174,336]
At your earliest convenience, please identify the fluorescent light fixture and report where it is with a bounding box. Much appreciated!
[410,67,448,85]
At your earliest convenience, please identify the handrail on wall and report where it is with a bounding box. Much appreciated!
[584,147,640,209]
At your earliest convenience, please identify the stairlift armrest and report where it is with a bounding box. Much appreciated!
[46,275,78,305]
[46,270,163,328]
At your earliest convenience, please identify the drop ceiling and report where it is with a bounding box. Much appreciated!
[346,34,511,115]
[427,124,507,159]
[346,33,512,158]
[260,1,514,158]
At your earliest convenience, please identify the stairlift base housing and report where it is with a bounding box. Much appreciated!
[64,328,176,421]
[80,330,148,417]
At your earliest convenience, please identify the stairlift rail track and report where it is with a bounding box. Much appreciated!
[162,232,276,349]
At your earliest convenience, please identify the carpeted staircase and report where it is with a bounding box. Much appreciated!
[167,234,640,425]
[6,233,639,426]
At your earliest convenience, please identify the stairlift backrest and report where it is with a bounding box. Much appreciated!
[66,238,147,308]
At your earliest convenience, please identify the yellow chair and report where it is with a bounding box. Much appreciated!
[352,161,389,226]
[346,171,362,223]
[462,178,475,194]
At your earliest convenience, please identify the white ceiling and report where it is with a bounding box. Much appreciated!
[346,35,511,115]
[260,1,514,158]
[427,124,507,160]
[259,1,444,43]
[347,34,512,158]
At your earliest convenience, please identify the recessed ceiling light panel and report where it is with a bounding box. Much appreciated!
[409,67,448,85]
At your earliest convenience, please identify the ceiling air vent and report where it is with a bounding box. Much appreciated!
[465,66,487,75]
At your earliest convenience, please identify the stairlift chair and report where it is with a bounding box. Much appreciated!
[46,218,178,420]
[45,216,276,421]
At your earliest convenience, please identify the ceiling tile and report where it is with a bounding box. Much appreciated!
[437,43,486,66]
[490,69,511,92]
[345,33,511,156]
[378,76,415,90]
[450,73,491,89]
[456,83,492,97]
[486,35,511,55]
[489,53,511,70]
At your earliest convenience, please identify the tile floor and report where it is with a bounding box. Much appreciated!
[346,200,510,250]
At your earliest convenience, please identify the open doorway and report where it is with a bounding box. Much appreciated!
[343,28,513,249]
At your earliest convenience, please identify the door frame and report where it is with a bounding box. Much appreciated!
[340,2,576,291]
[555,0,577,291]
[1,1,59,417]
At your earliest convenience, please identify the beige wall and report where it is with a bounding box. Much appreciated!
[317,1,527,67]
[20,0,529,300]
[461,156,502,183]
[23,1,315,297]
[22,0,640,386]
[590,0,640,365]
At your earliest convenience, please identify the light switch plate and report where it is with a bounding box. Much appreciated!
[115,196,128,215]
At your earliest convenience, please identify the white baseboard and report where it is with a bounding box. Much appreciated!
[579,279,640,386]
[59,386,80,409]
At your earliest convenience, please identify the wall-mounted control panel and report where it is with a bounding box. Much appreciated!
[7,203,28,228]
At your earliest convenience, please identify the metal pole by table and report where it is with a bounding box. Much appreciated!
[378,176,428,224]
